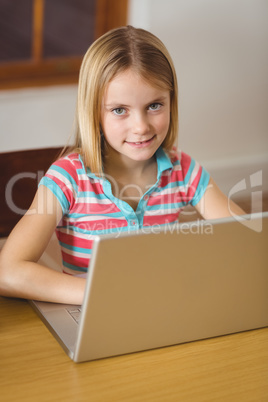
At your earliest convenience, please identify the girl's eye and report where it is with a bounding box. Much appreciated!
[112,108,126,115]
[149,103,162,111]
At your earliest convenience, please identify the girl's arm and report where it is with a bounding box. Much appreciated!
[0,185,86,304]
[195,177,245,219]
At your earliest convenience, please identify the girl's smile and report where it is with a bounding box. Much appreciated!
[125,135,156,148]
[101,69,170,168]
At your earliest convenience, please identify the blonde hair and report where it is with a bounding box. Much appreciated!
[71,25,178,174]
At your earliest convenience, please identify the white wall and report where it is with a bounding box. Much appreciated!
[0,85,77,151]
[0,0,267,195]
[129,0,268,195]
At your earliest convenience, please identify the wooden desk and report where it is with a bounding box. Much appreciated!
[1,296,267,402]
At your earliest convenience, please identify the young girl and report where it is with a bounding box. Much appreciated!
[0,26,244,304]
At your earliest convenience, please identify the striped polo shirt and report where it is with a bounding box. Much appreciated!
[39,147,210,274]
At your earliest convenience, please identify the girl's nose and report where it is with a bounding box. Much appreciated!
[132,112,150,135]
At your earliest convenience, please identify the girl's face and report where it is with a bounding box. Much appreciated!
[101,69,170,167]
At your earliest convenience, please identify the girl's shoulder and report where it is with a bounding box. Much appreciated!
[167,147,193,169]
[50,152,85,177]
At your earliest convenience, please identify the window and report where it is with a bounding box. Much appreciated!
[0,0,128,89]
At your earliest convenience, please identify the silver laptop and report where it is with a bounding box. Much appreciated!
[30,212,268,363]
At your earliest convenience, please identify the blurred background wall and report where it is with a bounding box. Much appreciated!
[0,0,267,195]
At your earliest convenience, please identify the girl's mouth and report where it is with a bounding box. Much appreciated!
[125,135,156,148]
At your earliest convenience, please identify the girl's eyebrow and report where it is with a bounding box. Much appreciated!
[104,95,169,109]
[146,96,169,105]
[104,103,129,109]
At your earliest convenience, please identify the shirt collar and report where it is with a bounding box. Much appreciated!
[155,147,173,179]
[78,154,100,180]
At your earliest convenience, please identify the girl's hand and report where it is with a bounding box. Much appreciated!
[0,185,86,304]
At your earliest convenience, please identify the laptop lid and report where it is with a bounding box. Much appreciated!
[30,213,268,363]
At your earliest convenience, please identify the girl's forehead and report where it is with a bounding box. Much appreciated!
[104,69,170,97]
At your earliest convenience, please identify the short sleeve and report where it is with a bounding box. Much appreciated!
[179,151,210,206]
[38,155,79,215]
